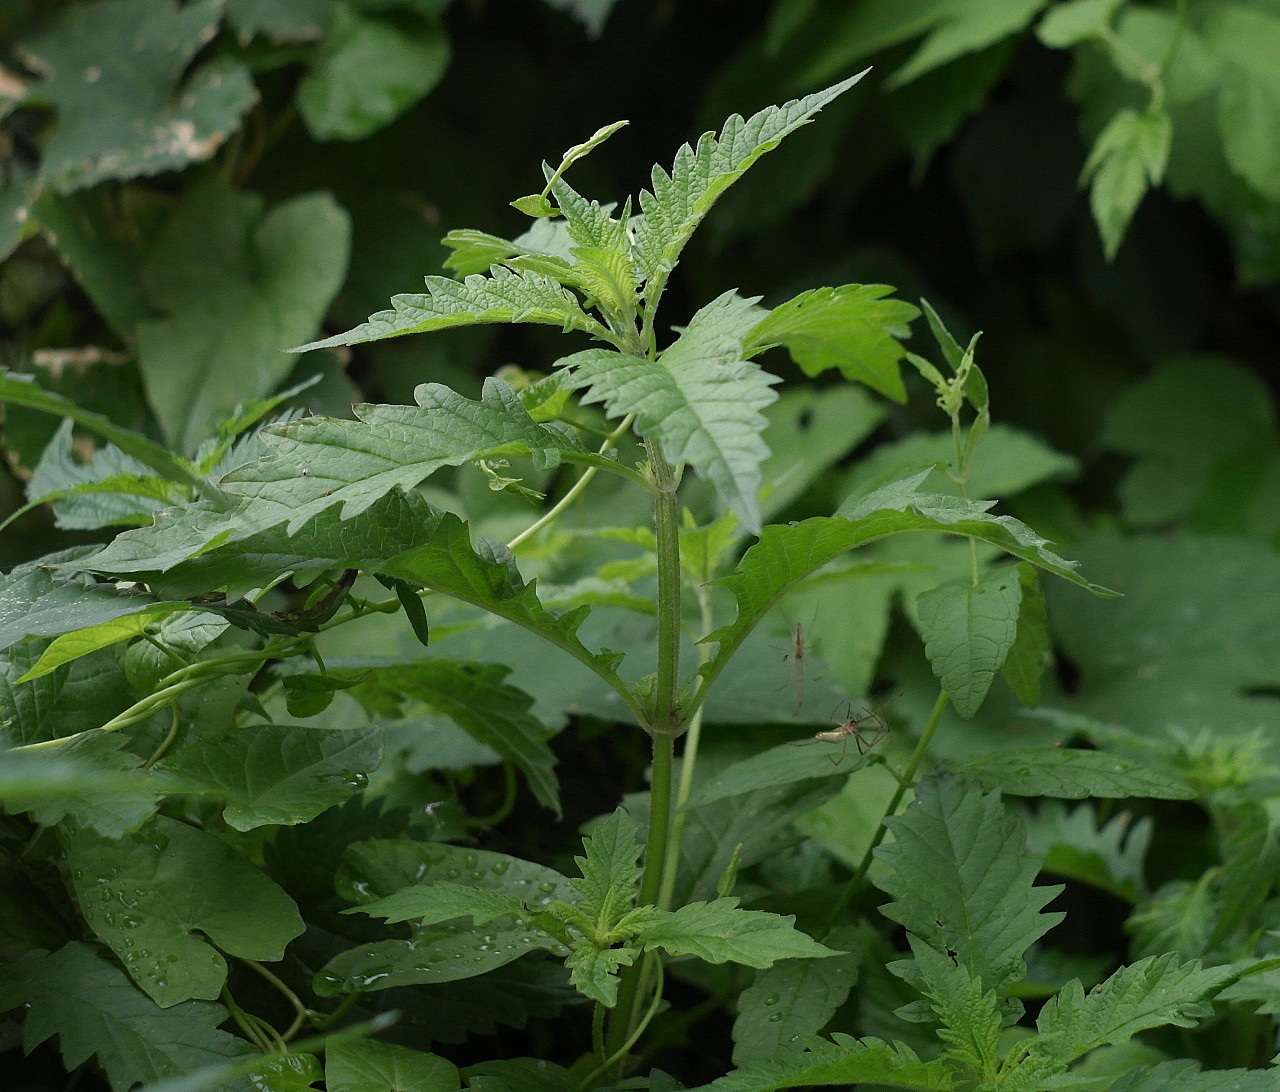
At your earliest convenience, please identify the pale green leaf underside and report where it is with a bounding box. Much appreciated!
[917,568,1022,720]
[633,72,868,293]
[17,604,186,681]
[637,898,837,967]
[681,1034,954,1092]
[874,776,1064,992]
[954,747,1195,800]
[563,291,779,531]
[290,266,609,352]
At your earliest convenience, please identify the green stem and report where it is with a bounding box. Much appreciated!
[241,959,313,1043]
[591,1001,607,1062]
[823,689,949,933]
[582,955,665,1089]
[142,707,182,768]
[467,761,519,828]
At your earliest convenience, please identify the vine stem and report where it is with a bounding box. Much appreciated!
[823,689,949,934]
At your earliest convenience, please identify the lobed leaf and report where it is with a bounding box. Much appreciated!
[572,808,644,927]
[874,775,1064,992]
[909,937,1001,1078]
[64,816,304,1007]
[1026,801,1152,903]
[290,265,609,352]
[565,944,637,1007]
[0,942,250,1092]
[636,897,838,967]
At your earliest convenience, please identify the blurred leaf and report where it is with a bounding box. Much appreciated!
[326,1038,460,1092]
[65,816,304,1006]
[298,2,450,141]
[1001,564,1049,706]
[0,943,250,1092]
[1026,801,1152,903]
[136,178,351,453]
[917,568,1021,719]
[1105,1060,1280,1092]
[1037,0,1123,48]
[538,0,618,37]
[952,747,1195,800]
[743,284,918,403]
[1081,106,1172,260]
[225,0,330,42]
[154,723,382,830]
[17,0,255,191]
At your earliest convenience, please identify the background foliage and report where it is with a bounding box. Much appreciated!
[2,0,1280,1089]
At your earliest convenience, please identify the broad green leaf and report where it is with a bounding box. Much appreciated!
[65,816,304,1007]
[315,918,568,995]
[742,284,919,403]
[632,73,867,302]
[1203,5,1280,203]
[15,0,255,191]
[290,265,609,352]
[874,775,1064,992]
[572,808,643,927]
[700,471,1113,706]
[1106,1060,1280,1092]
[565,943,636,1006]
[0,942,250,1092]
[136,179,351,453]
[952,747,1196,800]
[220,376,623,534]
[1000,564,1050,706]
[909,937,1001,1078]
[153,724,382,830]
[801,0,1051,88]
[1013,954,1235,1079]
[681,1034,953,1092]
[325,1038,460,1092]
[1027,801,1152,903]
[1037,0,1123,47]
[563,291,779,531]
[686,739,868,808]
[0,740,158,838]
[732,925,864,1065]
[1081,106,1172,261]
[345,660,560,816]
[636,898,837,966]
[17,602,186,681]
[0,370,217,499]
[917,568,1022,719]
[352,881,528,927]
[0,560,170,653]
[282,670,370,718]
[298,3,449,141]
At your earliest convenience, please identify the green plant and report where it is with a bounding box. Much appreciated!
[2,69,1278,1092]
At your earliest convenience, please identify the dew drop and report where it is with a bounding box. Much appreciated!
[768,1012,783,1023]
[763,993,780,1006]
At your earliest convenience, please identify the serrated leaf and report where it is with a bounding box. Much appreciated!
[220,376,616,534]
[1001,564,1050,706]
[353,880,528,927]
[1015,954,1235,1079]
[1027,801,1152,903]
[633,73,867,300]
[291,265,609,352]
[136,178,350,453]
[953,747,1196,800]
[563,291,779,531]
[917,568,1022,719]
[572,807,643,926]
[742,284,919,403]
[565,943,637,1006]
[1081,106,1172,260]
[1106,1060,1280,1092]
[635,897,837,967]
[909,936,1001,1078]
[65,816,304,1007]
[345,660,560,816]
[298,3,449,141]
[0,369,217,499]
[682,1033,953,1092]
[16,0,255,191]
[687,740,867,808]
[17,602,186,681]
[874,775,1064,992]
[0,942,250,1092]
[153,724,382,830]
[732,925,864,1065]
[325,1038,460,1092]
